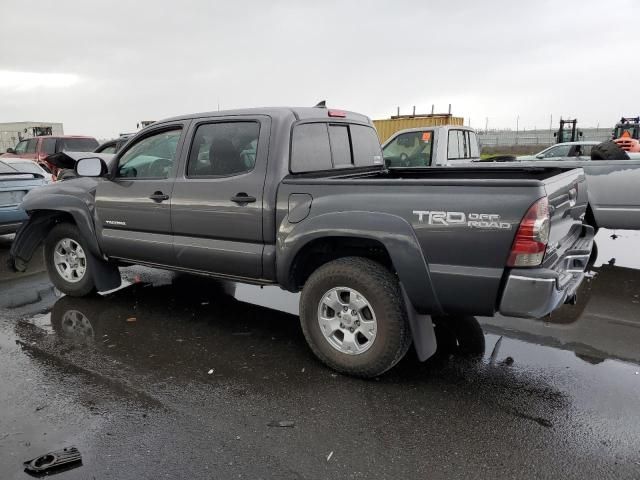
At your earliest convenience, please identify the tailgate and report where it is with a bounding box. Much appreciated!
[540,168,587,267]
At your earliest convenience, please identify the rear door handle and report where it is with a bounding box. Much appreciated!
[149,191,170,202]
[231,193,256,204]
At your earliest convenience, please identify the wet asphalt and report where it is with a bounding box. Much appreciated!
[0,231,639,479]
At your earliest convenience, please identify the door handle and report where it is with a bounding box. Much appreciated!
[231,193,256,204]
[149,191,170,202]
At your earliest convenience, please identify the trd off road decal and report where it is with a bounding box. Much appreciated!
[412,210,511,230]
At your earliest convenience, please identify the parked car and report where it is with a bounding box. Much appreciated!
[0,158,54,183]
[0,159,48,235]
[516,141,601,161]
[94,134,134,155]
[382,125,480,167]
[2,136,99,178]
[9,106,593,377]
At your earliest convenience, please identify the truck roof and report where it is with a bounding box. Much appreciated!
[158,107,371,125]
[30,135,96,139]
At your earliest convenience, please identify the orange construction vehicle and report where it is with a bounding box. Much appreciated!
[612,117,640,152]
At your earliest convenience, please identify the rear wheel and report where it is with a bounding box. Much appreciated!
[299,257,412,377]
[44,223,96,297]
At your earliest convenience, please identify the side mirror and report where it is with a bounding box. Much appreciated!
[536,154,544,159]
[75,157,108,177]
[6,148,15,154]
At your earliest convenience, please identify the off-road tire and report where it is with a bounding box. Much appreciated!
[44,223,96,297]
[299,257,412,377]
[591,141,629,160]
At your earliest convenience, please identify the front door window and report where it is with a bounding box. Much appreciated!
[117,129,182,179]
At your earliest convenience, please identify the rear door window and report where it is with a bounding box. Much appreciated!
[186,121,260,177]
[448,130,461,159]
[468,131,480,157]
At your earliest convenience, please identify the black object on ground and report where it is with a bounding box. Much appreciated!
[23,446,82,476]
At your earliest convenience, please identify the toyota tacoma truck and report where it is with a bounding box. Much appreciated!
[9,106,594,377]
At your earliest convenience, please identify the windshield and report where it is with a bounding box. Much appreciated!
[0,161,18,174]
[614,125,639,139]
[7,161,43,174]
[383,131,433,167]
[58,138,99,152]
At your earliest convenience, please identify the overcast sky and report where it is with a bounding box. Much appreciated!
[1,0,638,138]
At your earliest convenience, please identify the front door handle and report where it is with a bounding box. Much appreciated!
[231,193,256,204]
[149,191,170,202]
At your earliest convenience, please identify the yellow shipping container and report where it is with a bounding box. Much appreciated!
[373,115,463,143]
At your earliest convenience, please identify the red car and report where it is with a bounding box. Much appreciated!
[3,135,99,178]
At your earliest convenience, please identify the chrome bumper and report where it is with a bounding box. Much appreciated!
[499,225,595,319]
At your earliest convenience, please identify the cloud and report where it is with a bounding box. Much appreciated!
[0,70,82,91]
[0,0,639,137]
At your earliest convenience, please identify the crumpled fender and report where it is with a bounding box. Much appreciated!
[9,178,103,270]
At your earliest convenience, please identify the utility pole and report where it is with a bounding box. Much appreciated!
[485,117,488,133]
[516,115,520,144]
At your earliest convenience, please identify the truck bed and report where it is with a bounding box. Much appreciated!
[285,166,573,184]
[280,165,587,316]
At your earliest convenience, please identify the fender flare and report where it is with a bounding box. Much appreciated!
[277,210,443,315]
[21,193,102,257]
[10,193,103,273]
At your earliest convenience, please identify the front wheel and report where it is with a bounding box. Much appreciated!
[44,223,96,297]
[299,257,412,377]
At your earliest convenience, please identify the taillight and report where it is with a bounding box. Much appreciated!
[507,197,550,267]
[328,109,346,118]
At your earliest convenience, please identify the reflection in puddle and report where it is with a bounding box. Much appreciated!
[21,312,54,334]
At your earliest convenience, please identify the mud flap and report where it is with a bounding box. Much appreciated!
[86,252,122,292]
[401,284,437,361]
[8,214,54,272]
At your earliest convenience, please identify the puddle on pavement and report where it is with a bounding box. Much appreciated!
[2,228,639,386]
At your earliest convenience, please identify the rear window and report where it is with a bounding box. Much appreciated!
[350,125,383,167]
[291,122,382,173]
[291,124,332,173]
[57,138,99,152]
[328,125,351,168]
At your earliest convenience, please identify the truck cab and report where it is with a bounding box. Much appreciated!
[382,125,480,167]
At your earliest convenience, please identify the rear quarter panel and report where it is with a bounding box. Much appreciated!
[277,179,546,315]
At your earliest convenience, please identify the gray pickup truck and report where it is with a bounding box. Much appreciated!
[384,128,640,231]
[9,106,594,377]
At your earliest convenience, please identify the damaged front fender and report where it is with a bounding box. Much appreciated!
[9,178,104,271]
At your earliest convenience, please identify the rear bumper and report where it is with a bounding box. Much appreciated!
[499,225,595,319]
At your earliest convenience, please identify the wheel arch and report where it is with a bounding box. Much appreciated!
[277,211,443,315]
[10,199,102,272]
